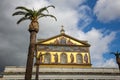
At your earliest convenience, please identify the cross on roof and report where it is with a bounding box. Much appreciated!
[60,25,65,34]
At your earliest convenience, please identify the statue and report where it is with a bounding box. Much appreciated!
[84,54,88,63]
[54,53,58,63]
[70,53,74,63]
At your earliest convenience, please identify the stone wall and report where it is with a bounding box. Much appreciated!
[3,66,120,80]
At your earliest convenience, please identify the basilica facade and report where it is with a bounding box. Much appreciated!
[3,26,120,80]
[35,26,91,68]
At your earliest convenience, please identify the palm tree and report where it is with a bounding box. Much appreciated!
[111,51,120,72]
[12,5,57,80]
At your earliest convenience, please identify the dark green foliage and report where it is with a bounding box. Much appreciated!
[12,5,57,24]
[111,51,120,58]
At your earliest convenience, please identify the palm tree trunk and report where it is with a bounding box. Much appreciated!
[25,31,36,80]
[116,58,120,73]
[36,63,39,80]
[118,64,120,72]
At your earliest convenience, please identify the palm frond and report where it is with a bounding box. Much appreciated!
[110,52,115,54]
[13,5,56,24]
[37,5,55,15]
[38,7,49,14]
[47,5,55,9]
[33,10,38,17]
[110,51,120,56]
[25,13,32,18]
[38,13,57,21]
[16,6,33,13]
[12,11,27,16]
[17,17,30,24]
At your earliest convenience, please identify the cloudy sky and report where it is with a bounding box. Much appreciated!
[0,0,120,73]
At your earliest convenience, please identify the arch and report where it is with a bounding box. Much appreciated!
[76,53,83,64]
[60,53,67,64]
[44,53,51,64]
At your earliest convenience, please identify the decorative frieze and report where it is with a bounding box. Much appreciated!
[37,45,89,52]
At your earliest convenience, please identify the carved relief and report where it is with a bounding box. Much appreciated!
[44,53,51,64]
[60,53,67,64]
[76,54,83,64]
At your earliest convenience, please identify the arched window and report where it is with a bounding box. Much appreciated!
[60,53,67,64]
[76,54,83,64]
[44,53,51,64]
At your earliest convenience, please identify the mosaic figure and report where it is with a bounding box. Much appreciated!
[70,53,74,63]
[54,53,58,63]
[54,39,59,44]
[84,54,88,63]
[67,39,73,45]
[60,36,66,44]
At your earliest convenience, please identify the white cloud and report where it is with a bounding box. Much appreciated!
[95,58,117,68]
[48,0,86,9]
[94,0,120,22]
[77,5,92,30]
[35,0,92,38]
[67,28,116,67]
[103,59,117,68]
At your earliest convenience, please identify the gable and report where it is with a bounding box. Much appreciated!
[37,34,90,46]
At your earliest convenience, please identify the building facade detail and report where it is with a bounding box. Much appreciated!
[36,29,91,68]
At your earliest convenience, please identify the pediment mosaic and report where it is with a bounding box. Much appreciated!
[38,34,90,46]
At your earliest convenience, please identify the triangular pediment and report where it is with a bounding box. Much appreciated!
[37,34,90,46]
